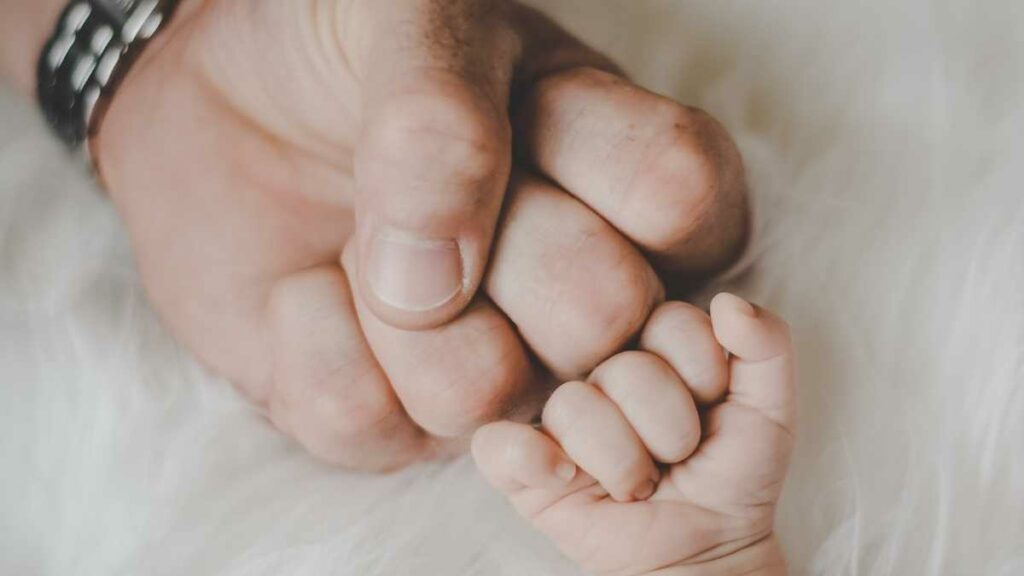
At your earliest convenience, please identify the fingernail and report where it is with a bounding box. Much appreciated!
[633,479,657,501]
[736,300,757,318]
[555,460,577,483]
[723,293,756,317]
[367,229,463,312]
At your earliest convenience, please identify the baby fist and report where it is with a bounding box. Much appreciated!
[473,294,795,576]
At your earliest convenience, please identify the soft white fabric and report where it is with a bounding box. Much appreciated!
[2,1,1022,574]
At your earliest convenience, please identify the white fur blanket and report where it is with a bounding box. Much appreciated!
[2,1,1023,574]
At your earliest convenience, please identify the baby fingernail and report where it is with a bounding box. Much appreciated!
[633,479,656,501]
[723,293,757,317]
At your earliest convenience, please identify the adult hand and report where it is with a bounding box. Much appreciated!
[91,0,749,469]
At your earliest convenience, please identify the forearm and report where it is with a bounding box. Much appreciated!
[0,0,66,96]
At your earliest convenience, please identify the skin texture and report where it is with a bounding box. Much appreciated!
[0,0,751,472]
[473,294,795,576]
[0,0,64,95]
[0,2,783,574]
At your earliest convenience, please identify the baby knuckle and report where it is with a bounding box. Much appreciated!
[593,350,654,381]
[600,452,653,498]
[542,381,593,430]
[542,381,579,423]
[652,300,710,327]
[661,419,702,463]
[615,452,653,481]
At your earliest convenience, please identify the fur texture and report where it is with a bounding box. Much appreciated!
[2,1,1022,574]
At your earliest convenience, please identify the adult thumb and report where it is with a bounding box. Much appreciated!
[350,2,518,330]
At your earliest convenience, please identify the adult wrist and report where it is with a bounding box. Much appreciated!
[36,0,192,148]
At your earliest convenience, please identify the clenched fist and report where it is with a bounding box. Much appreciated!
[1,0,750,470]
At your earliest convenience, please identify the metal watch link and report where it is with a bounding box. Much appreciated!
[37,0,181,149]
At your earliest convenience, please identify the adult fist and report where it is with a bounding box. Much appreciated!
[94,0,749,469]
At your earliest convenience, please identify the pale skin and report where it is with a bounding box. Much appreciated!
[0,0,750,470]
[0,1,781,574]
[474,293,795,576]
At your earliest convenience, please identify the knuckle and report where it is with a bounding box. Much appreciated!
[624,106,725,252]
[535,66,620,97]
[676,420,702,458]
[610,452,652,485]
[549,244,662,373]
[301,367,399,442]
[658,409,702,463]
[654,300,711,326]
[269,275,387,443]
[417,389,498,438]
[271,351,398,449]
[543,381,593,430]
[367,88,506,186]
[650,302,712,342]
[408,380,513,438]
[659,441,695,467]
[643,301,715,345]
[686,360,726,397]
[590,351,652,391]
[598,350,658,377]
[404,343,527,438]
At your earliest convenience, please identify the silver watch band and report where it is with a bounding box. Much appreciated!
[37,0,180,149]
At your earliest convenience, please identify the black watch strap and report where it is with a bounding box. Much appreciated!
[37,0,180,149]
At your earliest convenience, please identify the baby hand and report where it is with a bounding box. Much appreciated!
[472,294,795,576]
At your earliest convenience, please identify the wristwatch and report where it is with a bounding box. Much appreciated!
[37,0,180,150]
